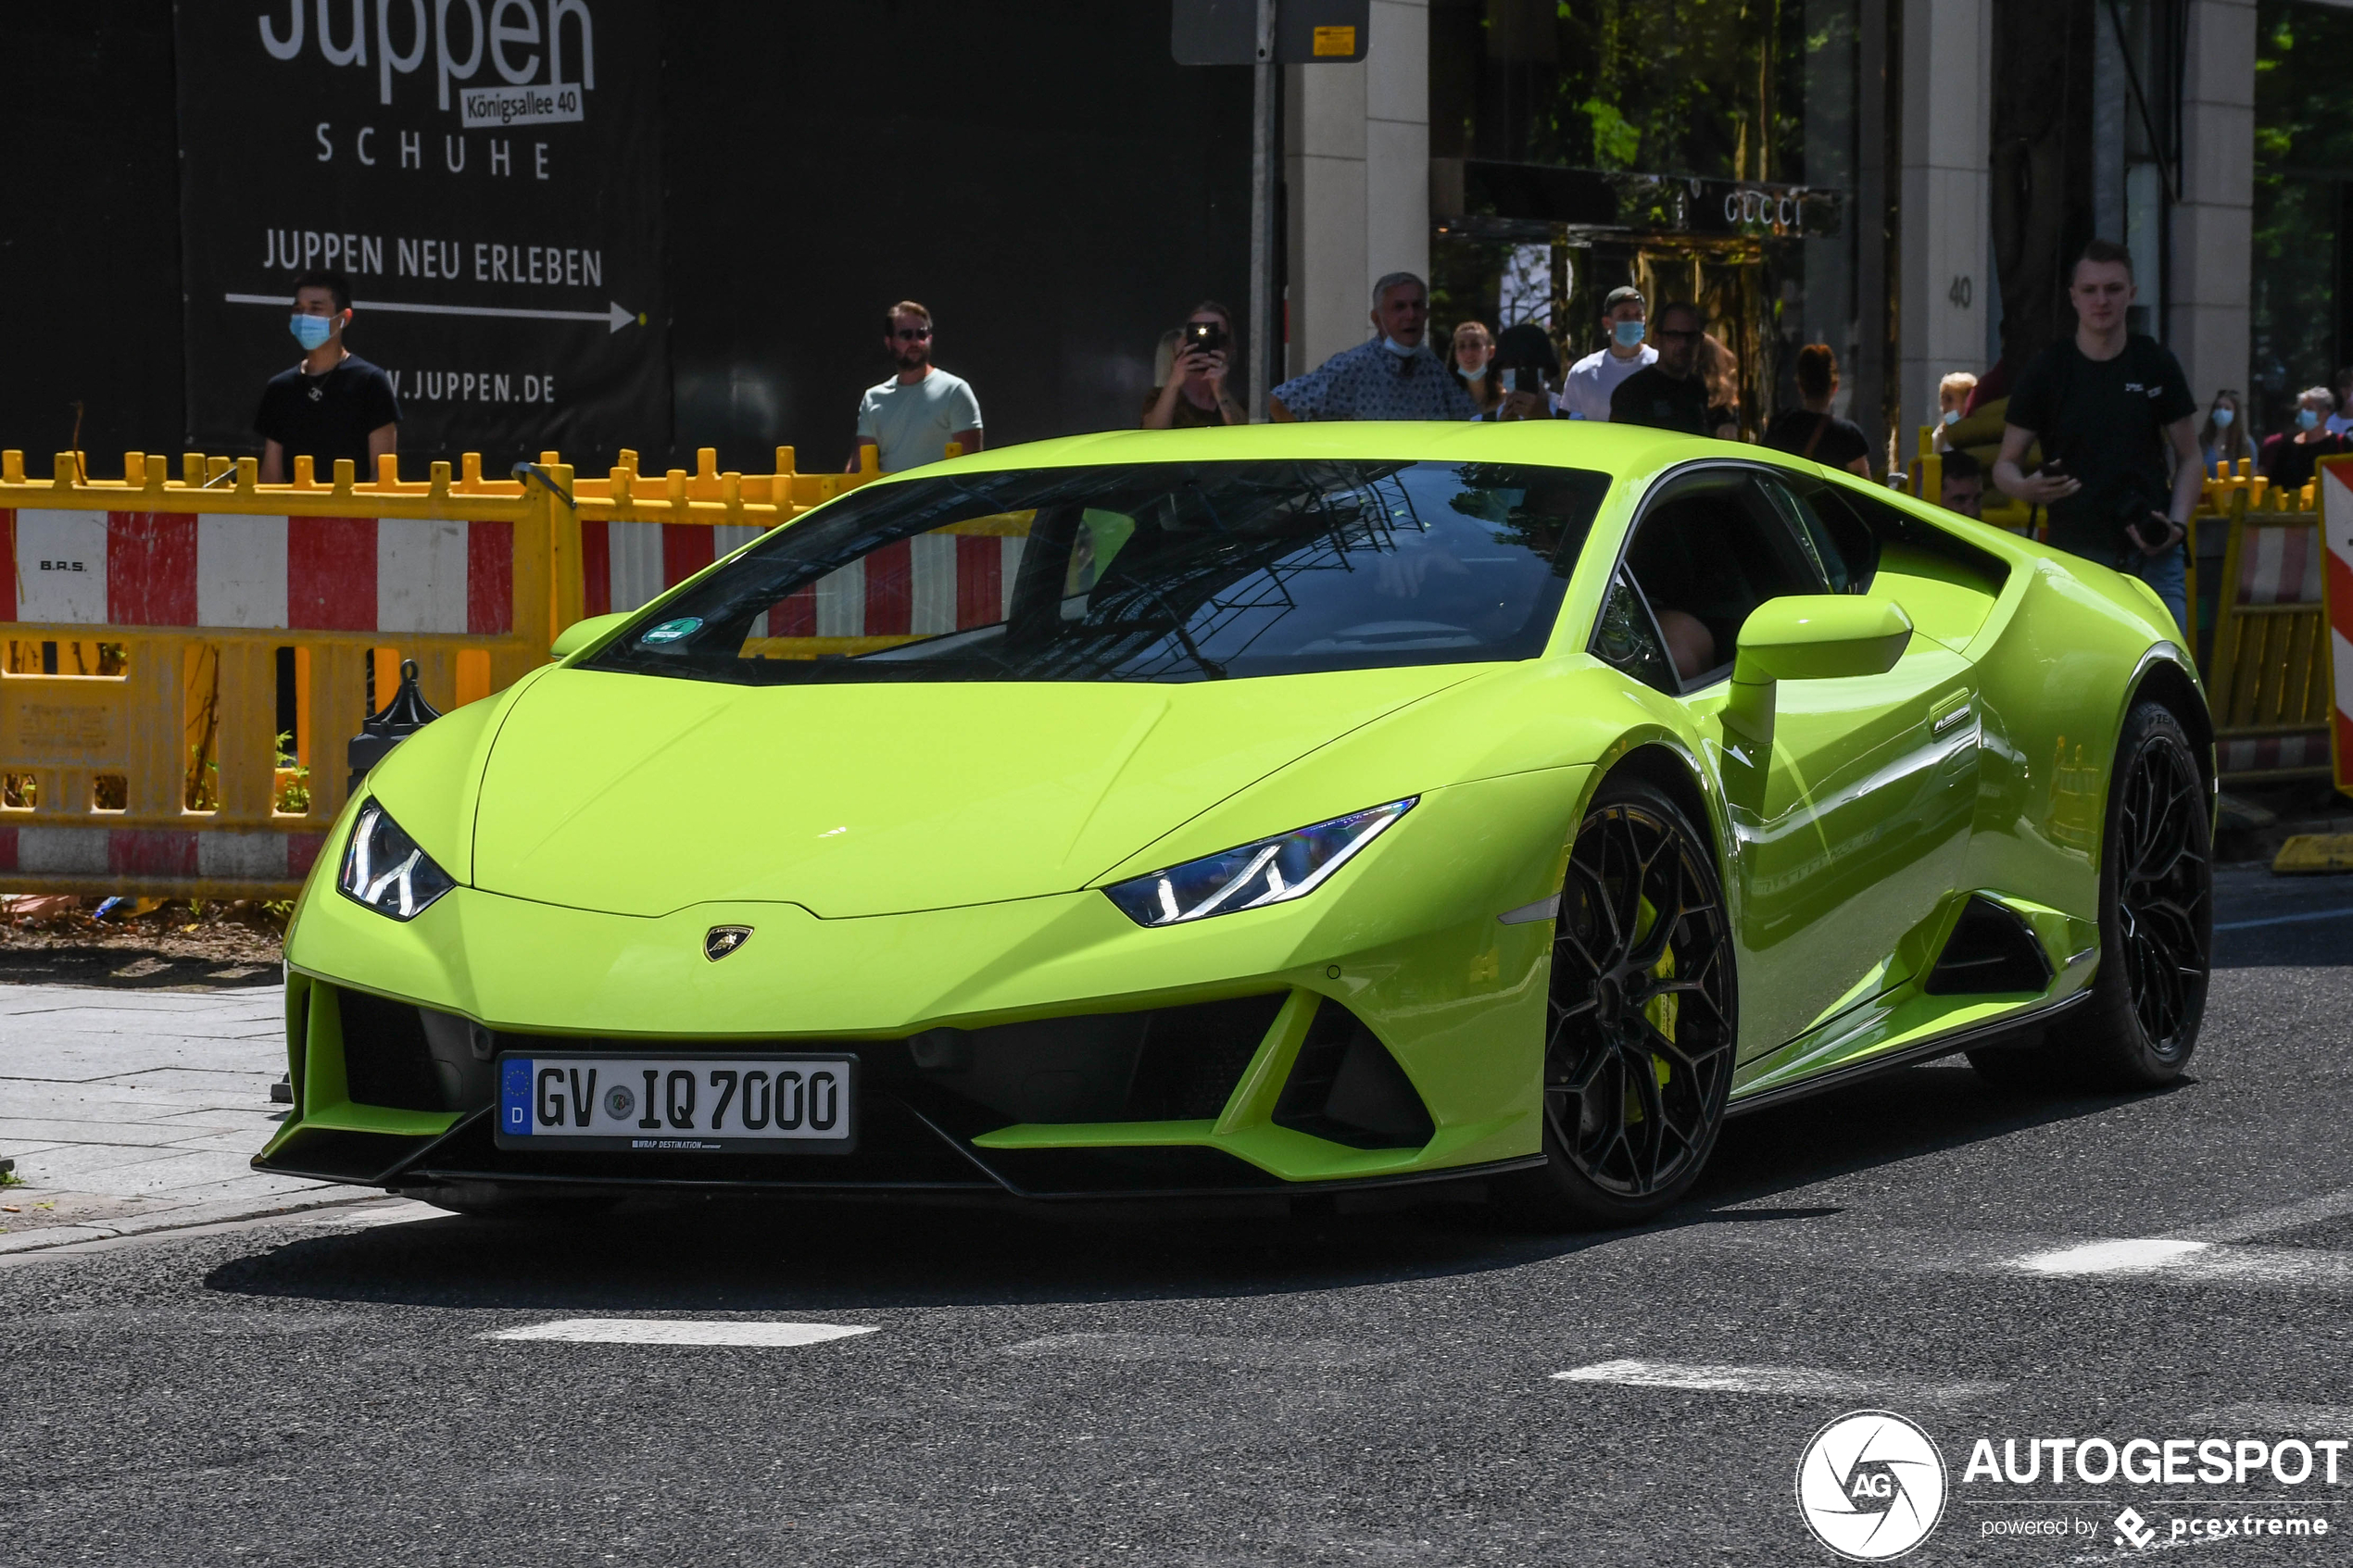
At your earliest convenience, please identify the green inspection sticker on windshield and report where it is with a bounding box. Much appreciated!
[641,618,702,645]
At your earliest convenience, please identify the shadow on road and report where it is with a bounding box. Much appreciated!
[1694,1058,2191,1209]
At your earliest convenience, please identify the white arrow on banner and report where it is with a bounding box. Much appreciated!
[226,293,641,333]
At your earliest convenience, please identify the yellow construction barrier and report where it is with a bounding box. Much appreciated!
[0,448,564,897]
[0,441,900,899]
[2203,485,2334,784]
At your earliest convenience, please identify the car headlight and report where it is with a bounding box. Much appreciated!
[336,802,458,921]
[1102,798,1416,928]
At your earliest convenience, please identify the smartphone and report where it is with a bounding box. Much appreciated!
[1184,321,1227,355]
[1502,367,1518,394]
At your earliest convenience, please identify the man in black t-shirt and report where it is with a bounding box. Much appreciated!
[256,269,400,483]
[1995,239,2201,630]
[1609,302,1713,435]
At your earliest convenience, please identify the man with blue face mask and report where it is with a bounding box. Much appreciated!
[1558,286,1656,421]
[255,270,399,483]
[1268,272,1477,422]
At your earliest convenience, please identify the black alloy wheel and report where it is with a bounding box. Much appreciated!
[1971,699,2211,1090]
[1504,775,1737,1228]
[2110,709,2211,1056]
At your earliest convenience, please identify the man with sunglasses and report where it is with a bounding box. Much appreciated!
[851,300,983,473]
[1607,301,1713,436]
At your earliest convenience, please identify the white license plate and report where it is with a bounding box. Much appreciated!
[494,1055,855,1153]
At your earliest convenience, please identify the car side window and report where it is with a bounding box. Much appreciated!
[1592,571,1679,696]
[1757,475,1876,594]
[1613,469,1826,688]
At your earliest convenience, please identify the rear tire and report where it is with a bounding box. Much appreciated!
[1497,773,1737,1230]
[1968,699,2211,1090]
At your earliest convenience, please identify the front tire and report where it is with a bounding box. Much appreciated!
[1500,774,1737,1229]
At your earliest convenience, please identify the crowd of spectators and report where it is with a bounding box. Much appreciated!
[765,242,2347,643]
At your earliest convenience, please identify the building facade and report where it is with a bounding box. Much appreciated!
[1284,0,2271,463]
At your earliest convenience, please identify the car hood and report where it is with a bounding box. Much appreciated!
[464,665,1487,918]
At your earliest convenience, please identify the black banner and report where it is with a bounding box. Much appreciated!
[174,1,667,466]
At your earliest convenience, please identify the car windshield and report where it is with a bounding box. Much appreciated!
[584,459,1612,684]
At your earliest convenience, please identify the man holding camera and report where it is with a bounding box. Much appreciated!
[1994,239,2201,630]
[1144,303,1247,428]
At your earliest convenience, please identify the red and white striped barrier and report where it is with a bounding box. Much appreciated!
[580,519,1026,636]
[1,508,513,634]
[0,823,325,884]
[2236,513,2322,606]
[2321,460,2353,795]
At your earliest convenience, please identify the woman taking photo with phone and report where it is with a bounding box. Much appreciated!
[1143,301,1247,428]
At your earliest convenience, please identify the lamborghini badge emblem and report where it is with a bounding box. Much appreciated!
[704,925,753,961]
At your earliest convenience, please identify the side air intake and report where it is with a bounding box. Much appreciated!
[1274,999,1435,1150]
[1924,897,2054,997]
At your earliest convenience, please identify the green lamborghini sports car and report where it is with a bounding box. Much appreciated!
[258,420,2213,1224]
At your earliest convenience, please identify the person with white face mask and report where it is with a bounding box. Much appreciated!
[1931,370,1978,452]
[1557,286,1657,421]
[2258,386,2348,491]
[1448,321,1504,416]
[255,269,399,484]
[1268,273,1478,422]
[2199,390,2248,477]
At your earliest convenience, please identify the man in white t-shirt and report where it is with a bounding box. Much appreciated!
[850,300,984,472]
[1557,286,1657,421]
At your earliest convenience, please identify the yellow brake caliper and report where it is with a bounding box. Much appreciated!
[1623,897,1677,1123]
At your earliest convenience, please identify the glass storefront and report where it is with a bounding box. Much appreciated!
[2252,0,2353,435]
[1428,0,1864,437]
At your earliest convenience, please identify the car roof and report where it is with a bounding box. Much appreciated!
[883,420,1793,482]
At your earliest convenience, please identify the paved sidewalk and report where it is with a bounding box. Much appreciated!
[0,982,359,1251]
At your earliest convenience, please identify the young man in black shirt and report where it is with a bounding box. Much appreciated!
[1608,301,1713,435]
[256,269,400,483]
[1994,239,2201,629]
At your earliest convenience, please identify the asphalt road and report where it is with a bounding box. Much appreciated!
[3,864,2350,1567]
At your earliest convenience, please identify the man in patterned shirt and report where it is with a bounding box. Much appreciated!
[1269,272,1478,422]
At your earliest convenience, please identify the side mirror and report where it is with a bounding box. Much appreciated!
[1722,596,1912,749]
[551,610,634,660]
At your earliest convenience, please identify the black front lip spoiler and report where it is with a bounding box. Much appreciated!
[256,1099,1544,1204]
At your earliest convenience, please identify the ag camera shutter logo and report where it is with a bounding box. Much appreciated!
[1796,1410,1948,1560]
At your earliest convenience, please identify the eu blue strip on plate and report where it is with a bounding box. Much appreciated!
[500,1058,535,1136]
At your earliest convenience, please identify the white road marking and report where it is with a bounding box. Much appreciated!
[303,1199,442,1229]
[1003,1332,1390,1367]
[2002,1237,2353,1290]
[2010,1238,2212,1275]
[483,1318,877,1348]
[1551,1359,2008,1404]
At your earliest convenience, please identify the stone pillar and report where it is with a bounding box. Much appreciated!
[1282,0,1429,381]
[2170,0,2255,413]
[1895,0,1994,467]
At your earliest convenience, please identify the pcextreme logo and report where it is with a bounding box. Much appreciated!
[1796,1410,1949,1561]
